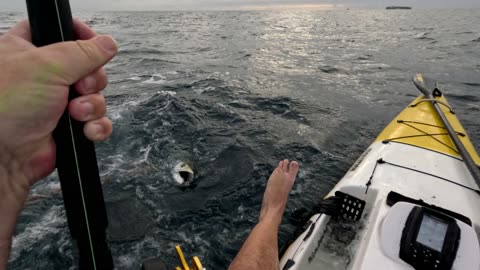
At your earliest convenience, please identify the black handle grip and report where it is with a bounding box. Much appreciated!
[26,1,113,269]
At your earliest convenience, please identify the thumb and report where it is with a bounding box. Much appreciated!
[28,35,117,85]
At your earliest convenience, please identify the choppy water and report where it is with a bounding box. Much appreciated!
[2,9,480,269]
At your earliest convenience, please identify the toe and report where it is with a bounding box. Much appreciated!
[289,161,299,177]
[278,160,286,172]
[281,159,289,171]
[271,166,280,176]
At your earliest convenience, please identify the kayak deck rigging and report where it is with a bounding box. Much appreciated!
[366,156,480,195]
[382,121,464,155]
[375,95,480,166]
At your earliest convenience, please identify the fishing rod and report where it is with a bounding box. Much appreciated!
[26,0,114,269]
[413,73,480,189]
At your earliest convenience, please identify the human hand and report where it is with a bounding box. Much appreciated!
[259,160,299,226]
[0,19,117,242]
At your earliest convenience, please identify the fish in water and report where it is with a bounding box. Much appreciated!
[172,161,194,186]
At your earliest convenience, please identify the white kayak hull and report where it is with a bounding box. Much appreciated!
[280,94,480,270]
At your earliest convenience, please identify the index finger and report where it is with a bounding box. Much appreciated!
[6,18,97,42]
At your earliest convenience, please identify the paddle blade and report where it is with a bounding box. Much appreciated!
[413,73,438,97]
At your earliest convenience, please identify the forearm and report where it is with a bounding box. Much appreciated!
[228,218,280,270]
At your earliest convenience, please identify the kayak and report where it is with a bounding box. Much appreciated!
[280,76,480,270]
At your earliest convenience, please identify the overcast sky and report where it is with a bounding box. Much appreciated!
[2,0,480,11]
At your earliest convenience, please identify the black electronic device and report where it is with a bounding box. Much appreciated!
[400,206,460,270]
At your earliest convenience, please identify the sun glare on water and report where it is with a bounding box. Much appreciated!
[239,4,338,10]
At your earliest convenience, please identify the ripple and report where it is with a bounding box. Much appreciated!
[318,65,347,74]
[415,33,436,42]
[447,93,480,102]
[462,82,480,87]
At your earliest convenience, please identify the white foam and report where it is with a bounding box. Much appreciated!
[162,120,172,126]
[100,154,128,177]
[146,184,158,191]
[142,74,167,84]
[28,183,62,201]
[216,102,227,108]
[117,255,136,269]
[290,170,307,195]
[135,145,152,165]
[157,90,176,96]
[108,93,157,120]
[109,109,123,120]
[136,186,145,199]
[10,206,67,262]
[297,124,311,136]
[114,235,165,268]
[142,77,167,84]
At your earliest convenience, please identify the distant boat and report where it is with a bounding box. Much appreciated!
[386,6,412,9]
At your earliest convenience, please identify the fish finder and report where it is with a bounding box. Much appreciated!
[400,206,460,270]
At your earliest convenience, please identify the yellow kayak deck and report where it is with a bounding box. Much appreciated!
[375,95,480,166]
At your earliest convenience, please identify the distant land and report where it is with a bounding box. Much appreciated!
[386,6,413,10]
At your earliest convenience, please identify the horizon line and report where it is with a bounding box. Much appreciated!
[2,5,480,12]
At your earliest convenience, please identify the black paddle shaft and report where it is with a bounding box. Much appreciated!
[26,1,113,269]
[414,74,480,189]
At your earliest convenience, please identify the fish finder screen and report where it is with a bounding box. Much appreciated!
[416,214,448,252]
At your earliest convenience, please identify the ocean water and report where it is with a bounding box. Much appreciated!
[1,9,480,269]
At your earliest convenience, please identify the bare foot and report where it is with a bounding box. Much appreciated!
[259,160,299,225]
